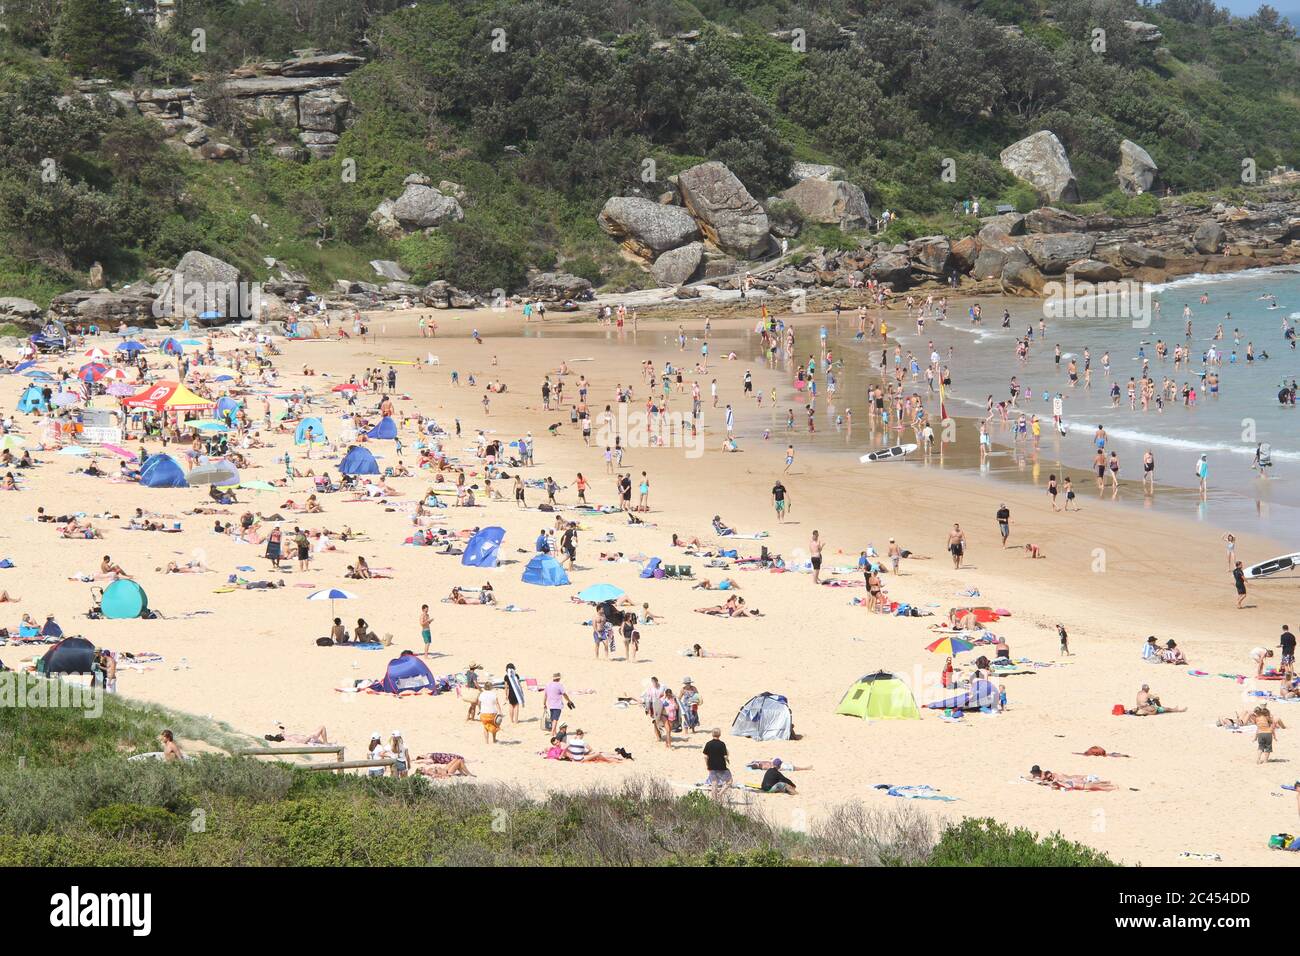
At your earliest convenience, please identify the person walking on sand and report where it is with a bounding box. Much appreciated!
[478,680,502,743]
[1234,560,1248,609]
[1223,532,1237,571]
[1253,707,1285,764]
[809,530,824,584]
[947,523,967,569]
[995,503,1011,548]
[703,728,731,802]
[771,479,789,522]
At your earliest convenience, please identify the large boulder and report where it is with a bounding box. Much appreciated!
[907,235,953,276]
[779,178,870,231]
[867,253,912,288]
[790,161,846,182]
[298,89,349,133]
[527,272,593,301]
[0,297,43,319]
[651,242,704,287]
[999,131,1079,203]
[1116,139,1158,195]
[1000,254,1047,294]
[972,242,1020,280]
[153,251,243,319]
[597,197,700,259]
[950,236,980,274]
[1025,206,1086,234]
[978,212,1026,241]
[1193,221,1225,255]
[1123,20,1163,43]
[50,289,157,323]
[1066,259,1122,283]
[1020,232,1097,274]
[1118,243,1166,269]
[390,183,464,230]
[676,161,771,259]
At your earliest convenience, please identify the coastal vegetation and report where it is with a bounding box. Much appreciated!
[0,675,1114,866]
[0,0,1296,302]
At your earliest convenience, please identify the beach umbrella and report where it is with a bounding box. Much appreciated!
[179,339,203,347]
[213,374,234,382]
[117,341,145,353]
[77,363,108,382]
[83,348,109,362]
[331,383,360,392]
[0,435,24,451]
[99,444,136,461]
[577,583,625,603]
[187,460,240,486]
[188,420,229,433]
[58,445,89,456]
[13,361,35,373]
[106,382,136,396]
[23,370,53,380]
[51,392,80,408]
[925,636,975,656]
[100,367,130,381]
[306,587,357,618]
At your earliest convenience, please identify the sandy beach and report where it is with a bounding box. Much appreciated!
[4,304,1298,867]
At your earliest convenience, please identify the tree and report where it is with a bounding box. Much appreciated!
[52,0,145,80]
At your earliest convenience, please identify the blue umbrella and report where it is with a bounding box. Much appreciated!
[577,583,624,603]
[306,587,358,617]
[117,341,145,353]
[23,370,52,380]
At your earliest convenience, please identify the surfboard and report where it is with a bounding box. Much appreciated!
[1243,552,1300,579]
[860,443,918,462]
[381,359,419,365]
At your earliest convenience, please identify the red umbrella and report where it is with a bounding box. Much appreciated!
[332,383,360,392]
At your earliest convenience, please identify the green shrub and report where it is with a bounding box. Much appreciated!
[87,803,185,842]
[928,817,1116,867]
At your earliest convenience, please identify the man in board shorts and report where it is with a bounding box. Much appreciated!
[947,523,966,569]
[772,480,788,522]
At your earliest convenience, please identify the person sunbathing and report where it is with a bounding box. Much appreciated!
[711,515,735,536]
[692,578,740,591]
[264,724,329,744]
[413,752,474,777]
[672,533,704,548]
[747,759,811,771]
[0,591,20,603]
[1028,766,1116,791]
[100,555,129,578]
[448,587,469,605]
[303,495,323,514]
[160,558,208,574]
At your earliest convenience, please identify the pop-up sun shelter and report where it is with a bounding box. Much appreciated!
[522,553,570,586]
[836,671,921,720]
[731,692,794,741]
[139,454,188,488]
[101,579,149,619]
[927,678,999,711]
[340,445,379,475]
[366,416,398,440]
[295,417,326,445]
[17,385,47,413]
[41,636,96,675]
[462,526,505,568]
[369,653,437,695]
[123,381,215,414]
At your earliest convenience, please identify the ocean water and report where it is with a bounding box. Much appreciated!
[522,268,1300,543]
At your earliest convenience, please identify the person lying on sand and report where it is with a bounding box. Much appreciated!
[1134,683,1186,715]
[1028,765,1116,791]
[159,558,208,574]
[747,758,811,771]
[548,729,628,763]
[680,643,739,658]
[672,533,704,548]
[0,591,19,603]
[264,724,329,744]
[692,578,740,591]
[695,596,761,617]
[412,752,474,777]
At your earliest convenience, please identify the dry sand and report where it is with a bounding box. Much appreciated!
[4,305,1298,866]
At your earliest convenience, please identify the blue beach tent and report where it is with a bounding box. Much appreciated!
[340,445,379,475]
[366,416,398,440]
[295,417,326,445]
[522,553,570,586]
[139,454,188,488]
[102,579,149,619]
[462,526,505,568]
[17,385,47,412]
[370,653,436,695]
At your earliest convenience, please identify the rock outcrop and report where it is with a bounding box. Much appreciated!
[368,174,465,238]
[676,161,771,259]
[999,131,1079,203]
[93,50,362,160]
[527,272,594,301]
[652,242,704,286]
[597,197,701,258]
[1116,139,1158,194]
[779,178,870,231]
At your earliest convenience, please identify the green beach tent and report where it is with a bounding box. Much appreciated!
[835,671,920,720]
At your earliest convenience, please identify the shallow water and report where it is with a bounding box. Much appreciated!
[518,281,1300,545]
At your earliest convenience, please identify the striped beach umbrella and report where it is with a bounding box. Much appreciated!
[925,636,975,656]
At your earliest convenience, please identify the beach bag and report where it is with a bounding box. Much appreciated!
[461,687,481,704]
[1268,833,1295,849]
[315,637,333,647]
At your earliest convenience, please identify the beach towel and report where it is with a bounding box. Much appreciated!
[872,784,957,802]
